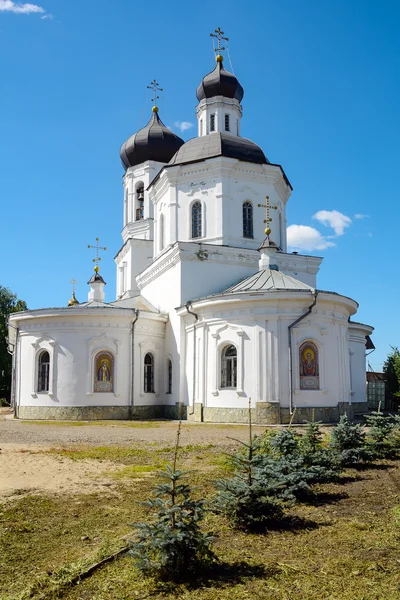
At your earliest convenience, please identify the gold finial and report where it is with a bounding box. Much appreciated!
[88,237,107,273]
[147,79,163,113]
[257,196,278,239]
[210,27,229,62]
[68,279,79,306]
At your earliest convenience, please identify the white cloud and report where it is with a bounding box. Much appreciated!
[174,121,193,132]
[354,213,369,219]
[0,1,45,13]
[313,209,352,236]
[40,13,52,19]
[287,225,336,252]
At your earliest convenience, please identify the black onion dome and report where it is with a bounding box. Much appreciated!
[120,111,185,170]
[196,59,244,102]
[169,133,269,167]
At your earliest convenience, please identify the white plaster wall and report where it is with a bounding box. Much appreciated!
[15,314,133,409]
[196,96,242,137]
[349,328,369,405]
[183,293,360,412]
[150,158,291,255]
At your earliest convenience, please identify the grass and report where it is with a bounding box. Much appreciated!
[1,443,400,599]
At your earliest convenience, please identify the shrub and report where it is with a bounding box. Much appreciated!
[129,423,216,581]
[330,414,371,466]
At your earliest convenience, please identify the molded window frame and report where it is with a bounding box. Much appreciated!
[224,114,230,131]
[191,201,203,239]
[37,350,50,393]
[144,352,155,394]
[242,200,254,238]
[31,335,56,398]
[135,181,145,221]
[210,113,216,132]
[220,344,238,389]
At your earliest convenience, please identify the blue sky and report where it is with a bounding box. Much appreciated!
[0,0,399,369]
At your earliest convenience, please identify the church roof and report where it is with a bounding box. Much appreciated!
[196,59,244,102]
[168,132,269,167]
[120,110,185,171]
[221,269,314,294]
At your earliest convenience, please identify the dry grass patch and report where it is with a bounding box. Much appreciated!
[1,444,399,600]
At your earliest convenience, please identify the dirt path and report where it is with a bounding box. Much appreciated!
[0,419,265,501]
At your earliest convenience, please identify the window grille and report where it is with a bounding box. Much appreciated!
[144,353,155,393]
[136,185,144,220]
[167,359,172,394]
[191,202,202,238]
[221,345,237,388]
[210,114,215,132]
[225,114,230,131]
[243,202,253,238]
[38,351,50,392]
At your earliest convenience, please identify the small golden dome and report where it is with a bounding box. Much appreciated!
[152,105,159,113]
[216,54,223,63]
[265,227,271,236]
[68,291,79,307]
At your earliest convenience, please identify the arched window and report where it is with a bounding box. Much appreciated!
[221,345,237,389]
[167,359,172,394]
[159,213,164,251]
[243,202,253,238]
[37,351,50,392]
[144,352,155,393]
[191,202,202,238]
[124,189,128,225]
[299,341,320,390]
[94,351,114,393]
[135,182,144,221]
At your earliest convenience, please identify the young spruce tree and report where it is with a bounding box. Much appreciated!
[365,409,398,459]
[330,413,371,466]
[129,421,216,582]
[213,400,284,530]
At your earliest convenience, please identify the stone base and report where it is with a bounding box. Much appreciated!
[280,402,369,424]
[16,403,187,421]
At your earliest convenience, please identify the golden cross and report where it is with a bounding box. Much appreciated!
[87,237,107,273]
[70,278,77,293]
[210,27,229,55]
[257,196,278,238]
[147,79,163,108]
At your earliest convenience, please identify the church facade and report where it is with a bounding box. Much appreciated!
[8,40,373,424]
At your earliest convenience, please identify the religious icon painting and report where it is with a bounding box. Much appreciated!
[299,341,320,390]
[94,351,114,392]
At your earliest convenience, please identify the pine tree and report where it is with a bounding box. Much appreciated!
[330,414,371,466]
[213,402,285,530]
[129,422,216,582]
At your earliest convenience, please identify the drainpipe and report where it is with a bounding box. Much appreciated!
[7,321,19,413]
[129,309,139,420]
[185,302,198,416]
[288,290,319,415]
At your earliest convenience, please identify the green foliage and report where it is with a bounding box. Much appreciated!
[255,424,342,503]
[383,346,400,400]
[213,440,285,529]
[0,286,27,401]
[129,424,216,581]
[330,414,371,466]
[365,411,398,458]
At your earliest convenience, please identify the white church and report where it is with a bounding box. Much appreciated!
[8,33,374,424]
